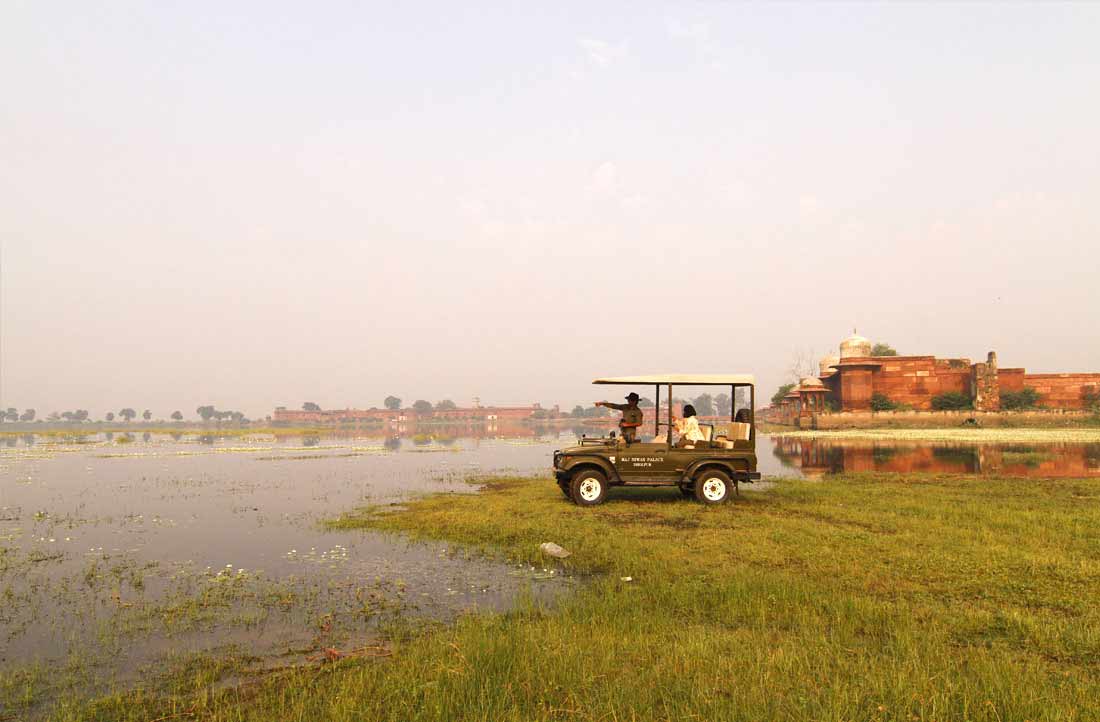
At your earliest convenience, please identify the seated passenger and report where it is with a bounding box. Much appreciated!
[673,404,707,447]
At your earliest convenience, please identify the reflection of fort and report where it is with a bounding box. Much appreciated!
[770,436,1100,478]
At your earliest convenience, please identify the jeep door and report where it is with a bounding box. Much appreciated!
[664,446,703,480]
[614,443,675,480]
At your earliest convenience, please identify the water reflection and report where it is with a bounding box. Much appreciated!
[771,436,1100,478]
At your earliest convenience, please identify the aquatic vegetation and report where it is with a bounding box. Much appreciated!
[1001,450,1056,467]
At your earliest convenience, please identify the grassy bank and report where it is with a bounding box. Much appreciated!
[55,472,1100,721]
[786,409,1100,431]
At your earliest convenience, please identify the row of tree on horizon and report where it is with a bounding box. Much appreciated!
[1,406,250,424]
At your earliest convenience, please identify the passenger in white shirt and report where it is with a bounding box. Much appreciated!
[673,404,707,446]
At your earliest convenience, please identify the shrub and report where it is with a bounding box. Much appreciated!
[771,383,796,406]
[1001,387,1042,411]
[870,393,898,412]
[931,392,973,411]
[1083,386,1100,412]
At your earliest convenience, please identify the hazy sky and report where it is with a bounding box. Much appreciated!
[3,2,1099,418]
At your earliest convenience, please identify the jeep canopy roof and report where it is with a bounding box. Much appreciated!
[593,374,755,386]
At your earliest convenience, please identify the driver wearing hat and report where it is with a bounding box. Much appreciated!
[595,392,645,445]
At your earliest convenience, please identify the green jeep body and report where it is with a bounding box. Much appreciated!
[553,375,762,505]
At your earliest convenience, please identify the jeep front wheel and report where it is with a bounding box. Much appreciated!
[570,469,608,506]
[694,469,731,505]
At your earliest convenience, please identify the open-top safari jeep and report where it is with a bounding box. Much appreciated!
[553,375,761,505]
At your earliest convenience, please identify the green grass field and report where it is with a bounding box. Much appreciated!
[54,472,1100,721]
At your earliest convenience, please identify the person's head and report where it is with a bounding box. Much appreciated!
[625,392,640,406]
[735,408,751,423]
[683,404,697,418]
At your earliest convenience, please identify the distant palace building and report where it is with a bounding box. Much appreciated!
[770,332,1100,426]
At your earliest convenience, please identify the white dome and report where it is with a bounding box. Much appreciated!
[800,376,824,388]
[839,332,872,359]
[819,354,839,375]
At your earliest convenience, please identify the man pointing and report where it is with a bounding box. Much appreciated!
[596,392,644,445]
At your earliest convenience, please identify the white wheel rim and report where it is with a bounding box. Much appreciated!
[701,477,726,501]
[579,478,602,501]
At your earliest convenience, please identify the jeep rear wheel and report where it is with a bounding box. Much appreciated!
[693,469,731,505]
[570,469,608,506]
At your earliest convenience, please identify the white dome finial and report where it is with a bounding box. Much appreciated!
[840,330,872,359]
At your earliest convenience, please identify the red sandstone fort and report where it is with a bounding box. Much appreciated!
[771,332,1100,426]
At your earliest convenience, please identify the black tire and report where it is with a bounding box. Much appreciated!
[693,469,731,505]
[569,469,608,506]
[557,480,571,498]
[679,484,694,497]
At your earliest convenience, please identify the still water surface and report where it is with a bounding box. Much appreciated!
[1,431,581,713]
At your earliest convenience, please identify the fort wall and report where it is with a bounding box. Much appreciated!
[1022,373,1100,409]
[999,368,1026,392]
[870,356,972,409]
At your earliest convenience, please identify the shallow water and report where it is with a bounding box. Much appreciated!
[0,431,584,714]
